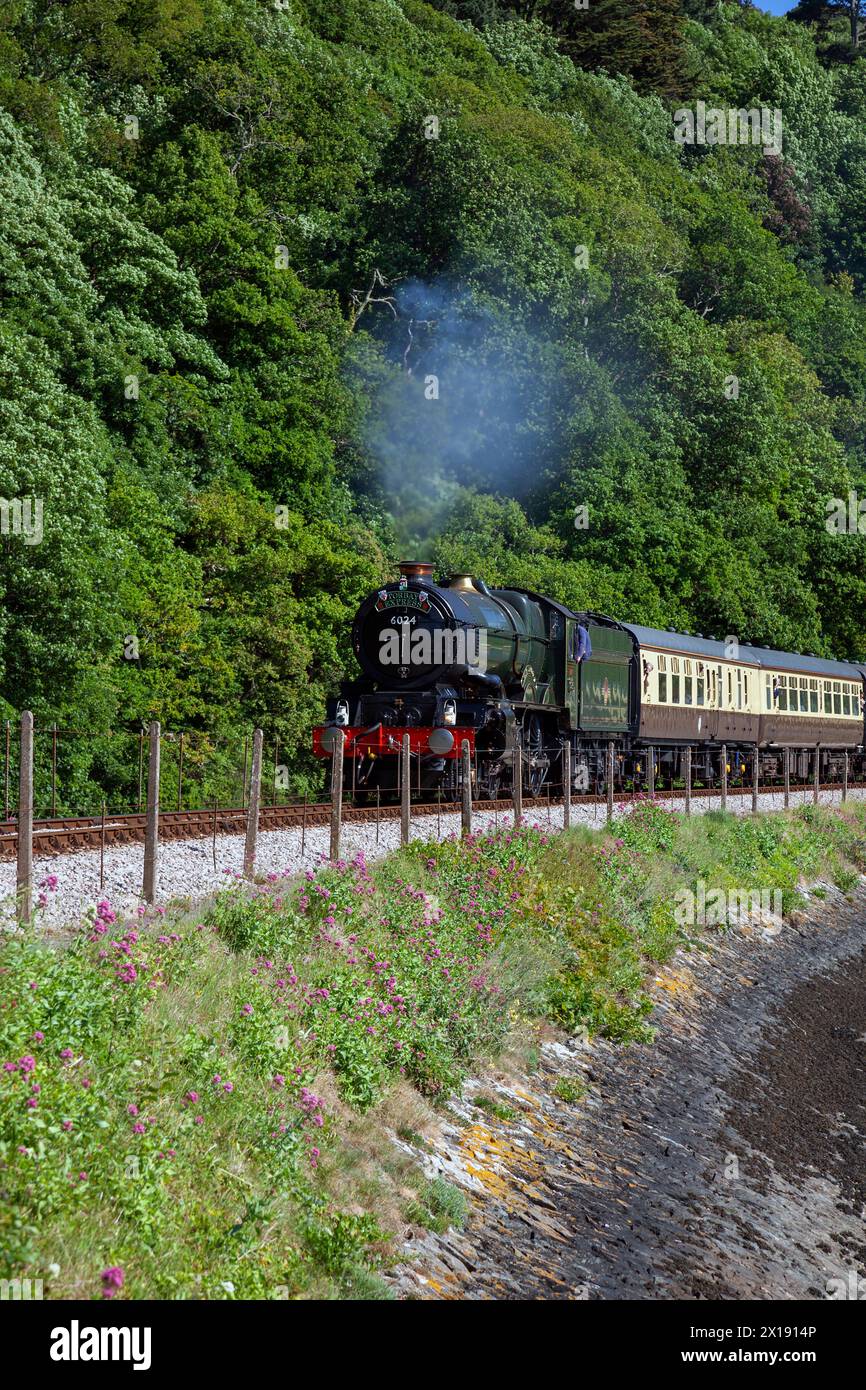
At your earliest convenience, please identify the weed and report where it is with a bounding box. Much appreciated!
[553,1077,587,1104]
[406,1177,467,1234]
[472,1093,515,1121]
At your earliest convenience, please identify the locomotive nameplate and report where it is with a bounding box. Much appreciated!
[374,589,431,613]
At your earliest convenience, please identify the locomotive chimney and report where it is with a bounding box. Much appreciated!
[398,560,434,581]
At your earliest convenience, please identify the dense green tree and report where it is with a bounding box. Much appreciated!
[789,0,865,55]
[2,0,866,810]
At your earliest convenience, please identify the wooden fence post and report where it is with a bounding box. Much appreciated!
[843,750,848,804]
[512,745,522,827]
[327,729,343,863]
[243,727,263,878]
[719,744,727,811]
[4,719,10,821]
[784,747,790,809]
[401,733,411,847]
[684,745,692,817]
[142,720,161,903]
[648,745,656,799]
[17,711,33,925]
[461,739,472,837]
[813,746,820,806]
[606,741,614,826]
[752,748,759,814]
[562,742,571,830]
[51,722,57,818]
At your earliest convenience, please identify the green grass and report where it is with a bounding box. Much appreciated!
[472,1093,516,1121]
[406,1177,468,1235]
[2,801,865,1299]
[552,1078,587,1104]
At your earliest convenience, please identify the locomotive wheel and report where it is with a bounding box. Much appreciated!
[522,714,549,797]
[482,760,503,800]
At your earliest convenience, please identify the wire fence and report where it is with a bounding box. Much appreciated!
[0,719,325,823]
[5,713,866,925]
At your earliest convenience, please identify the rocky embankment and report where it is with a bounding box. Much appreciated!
[392,882,866,1300]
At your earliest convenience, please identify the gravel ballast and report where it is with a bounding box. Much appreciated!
[2,786,864,931]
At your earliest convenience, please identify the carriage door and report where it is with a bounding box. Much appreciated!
[706,663,723,740]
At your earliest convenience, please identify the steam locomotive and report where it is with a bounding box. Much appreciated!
[313,562,866,798]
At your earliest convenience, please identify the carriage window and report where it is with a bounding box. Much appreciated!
[684,675,693,705]
[765,675,772,710]
[658,655,667,672]
[736,670,743,710]
[833,681,841,715]
[809,678,818,713]
[671,674,681,703]
[658,673,667,702]
[697,676,705,706]
[824,681,832,714]
[727,670,733,706]
[799,680,808,713]
[777,676,787,711]
[843,688,851,717]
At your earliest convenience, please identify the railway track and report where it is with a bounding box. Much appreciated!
[0,780,858,858]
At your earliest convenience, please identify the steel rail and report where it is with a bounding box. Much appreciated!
[0,779,858,858]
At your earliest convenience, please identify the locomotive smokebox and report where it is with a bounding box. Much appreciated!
[398,560,434,581]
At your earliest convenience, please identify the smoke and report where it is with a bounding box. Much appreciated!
[351,278,569,549]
